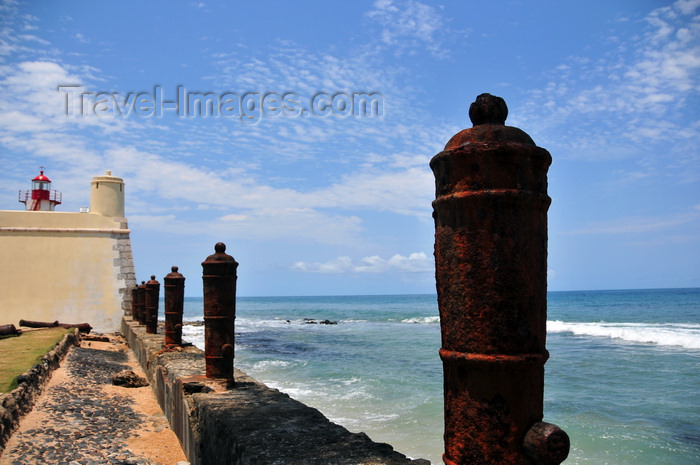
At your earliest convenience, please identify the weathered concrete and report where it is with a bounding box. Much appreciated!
[122,318,429,465]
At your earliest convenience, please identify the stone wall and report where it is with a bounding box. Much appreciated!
[0,329,80,452]
[121,318,430,465]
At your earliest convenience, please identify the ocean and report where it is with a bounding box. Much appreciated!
[178,288,700,465]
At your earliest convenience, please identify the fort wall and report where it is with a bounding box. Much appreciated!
[0,171,135,332]
[121,317,429,465]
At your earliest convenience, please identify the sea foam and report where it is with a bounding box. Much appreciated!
[547,320,700,349]
[401,316,440,324]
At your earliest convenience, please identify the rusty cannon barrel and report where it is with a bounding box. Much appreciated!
[145,275,160,334]
[131,284,139,322]
[0,324,20,337]
[18,319,58,328]
[136,281,147,325]
[164,266,185,346]
[202,242,238,383]
[431,93,569,465]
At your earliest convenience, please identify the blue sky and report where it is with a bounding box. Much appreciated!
[0,0,698,296]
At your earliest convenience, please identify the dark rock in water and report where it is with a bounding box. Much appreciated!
[112,370,149,388]
[303,318,338,325]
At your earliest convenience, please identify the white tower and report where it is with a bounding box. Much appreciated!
[18,168,62,211]
[90,170,125,217]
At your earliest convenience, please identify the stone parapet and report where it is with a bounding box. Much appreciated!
[121,318,428,465]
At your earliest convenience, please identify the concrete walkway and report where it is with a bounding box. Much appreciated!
[0,334,188,465]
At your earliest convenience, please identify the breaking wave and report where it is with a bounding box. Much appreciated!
[401,316,440,324]
[548,320,700,349]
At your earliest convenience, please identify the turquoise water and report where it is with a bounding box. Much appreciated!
[179,289,700,464]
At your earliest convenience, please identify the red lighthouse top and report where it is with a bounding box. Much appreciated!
[32,170,51,183]
[19,167,62,211]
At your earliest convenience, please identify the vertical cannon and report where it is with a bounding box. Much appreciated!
[164,266,185,346]
[202,242,238,384]
[131,284,139,322]
[431,94,569,465]
[145,275,160,334]
[136,281,147,325]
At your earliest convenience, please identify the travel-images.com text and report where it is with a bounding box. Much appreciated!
[58,85,383,124]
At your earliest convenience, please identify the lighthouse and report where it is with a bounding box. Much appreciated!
[18,168,62,211]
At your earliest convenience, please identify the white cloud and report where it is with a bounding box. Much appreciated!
[0,4,444,253]
[675,0,700,15]
[515,0,700,182]
[366,0,448,57]
[0,54,434,244]
[95,144,430,245]
[16,34,48,45]
[292,252,433,274]
[569,206,700,235]
[72,32,89,44]
[0,60,129,135]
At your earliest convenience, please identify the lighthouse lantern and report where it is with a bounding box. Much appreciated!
[19,168,62,211]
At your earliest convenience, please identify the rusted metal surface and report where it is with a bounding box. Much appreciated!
[18,319,91,333]
[0,324,20,336]
[18,319,58,328]
[431,93,568,465]
[202,242,238,383]
[164,266,185,346]
[131,285,139,322]
[55,322,92,333]
[523,422,571,465]
[136,281,147,325]
[145,275,160,334]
